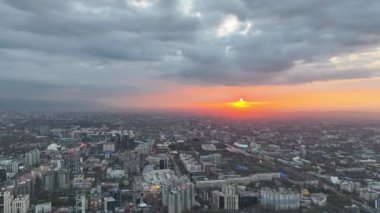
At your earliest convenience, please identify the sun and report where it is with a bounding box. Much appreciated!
[229,98,252,108]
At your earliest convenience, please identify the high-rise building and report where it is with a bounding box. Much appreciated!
[75,194,87,213]
[25,150,41,167]
[42,169,70,192]
[168,190,181,213]
[0,160,19,175]
[0,190,12,213]
[42,171,54,191]
[162,176,195,213]
[62,153,82,175]
[123,151,140,174]
[108,188,122,207]
[11,195,29,213]
[260,187,300,211]
[104,197,116,213]
[57,169,70,189]
[375,198,380,209]
[211,185,239,210]
[0,167,7,182]
[16,178,32,196]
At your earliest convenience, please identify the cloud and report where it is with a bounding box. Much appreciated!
[0,0,380,110]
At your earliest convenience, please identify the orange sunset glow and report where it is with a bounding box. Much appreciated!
[227,98,257,108]
[103,77,380,119]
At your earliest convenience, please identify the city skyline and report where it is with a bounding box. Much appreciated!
[1,0,380,119]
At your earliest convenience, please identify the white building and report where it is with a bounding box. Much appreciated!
[0,160,19,174]
[104,197,116,213]
[168,190,181,213]
[340,181,361,193]
[260,187,300,211]
[11,195,29,213]
[179,154,203,173]
[310,193,327,206]
[106,168,126,179]
[75,194,87,213]
[35,202,52,213]
[212,185,239,210]
[25,150,40,166]
[0,190,12,213]
[135,140,155,155]
[196,173,281,188]
[360,189,379,201]
[162,176,195,213]
[103,143,115,152]
[142,169,175,191]
[47,143,59,151]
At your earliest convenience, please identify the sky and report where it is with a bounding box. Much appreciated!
[1,0,380,118]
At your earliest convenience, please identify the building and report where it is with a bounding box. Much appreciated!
[104,197,116,213]
[196,173,281,188]
[62,153,82,175]
[310,193,327,206]
[57,169,70,189]
[16,178,32,196]
[340,181,361,193]
[0,190,12,213]
[47,143,59,152]
[212,185,239,210]
[135,140,155,155]
[260,187,300,211]
[162,176,195,213]
[103,142,116,153]
[0,167,6,182]
[344,204,360,213]
[179,154,203,174]
[375,198,380,209]
[42,171,54,191]
[200,154,222,166]
[123,151,140,174]
[250,142,261,153]
[146,154,169,170]
[239,191,258,209]
[141,168,175,192]
[0,160,19,176]
[359,189,379,201]
[168,190,181,213]
[35,202,52,213]
[201,144,217,151]
[11,195,29,213]
[106,168,126,179]
[25,150,41,166]
[42,169,70,191]
[75,194,87,213]
[108,188,122,207]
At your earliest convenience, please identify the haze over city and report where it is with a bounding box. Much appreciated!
[1,0,380,119]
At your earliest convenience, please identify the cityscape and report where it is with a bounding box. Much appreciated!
[1,0,380,212]
[0,112,379,212]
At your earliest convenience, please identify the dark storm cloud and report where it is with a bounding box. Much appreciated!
[177,0,380,84]
[0,0,380,109]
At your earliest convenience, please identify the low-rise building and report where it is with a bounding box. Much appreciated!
[11,195,29,213]
[35,202,52,213]
[310,193,327,206]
